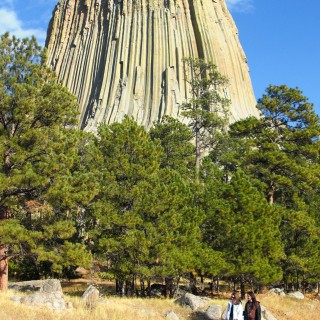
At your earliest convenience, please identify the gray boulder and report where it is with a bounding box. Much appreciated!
[261,305,278,320]
[20,292,71,311]
[204,305,222,320]
[82,285,100,308]
[175,292,209,311]
[268,288,285,297]
[11,279,72,311]
[9,280,50,292]
[287,291,304,300]
[165,310,180,320]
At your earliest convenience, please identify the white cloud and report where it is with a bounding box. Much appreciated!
[0,7,46,45]
[226,0,254,13]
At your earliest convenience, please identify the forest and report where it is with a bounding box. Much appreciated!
[1,33,320,297]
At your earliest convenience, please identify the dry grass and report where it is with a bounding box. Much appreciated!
[1,287,320,320]
[0,289,194,320]
[259,293,320,320]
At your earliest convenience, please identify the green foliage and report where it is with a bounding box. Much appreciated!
[203,171,284,284]
[182,57,230,178]
[1,33,320,292]
[88,117,204,290]
[0,34,95,283]
[150,116,195,177]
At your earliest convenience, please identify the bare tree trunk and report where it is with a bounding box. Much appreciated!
[240,275,245,299]
[0,245,8,291]
[216,277,220,293]
[195,121,200,184]
[0,208,10,291]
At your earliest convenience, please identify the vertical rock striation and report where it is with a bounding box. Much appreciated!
[46,0,259,131]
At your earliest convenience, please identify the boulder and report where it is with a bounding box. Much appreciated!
[10,279,72,312]
[268,288,285,297]
[261,305,278,320]
[175,292,209,311]
[204,305,222,320]
[82,285,100,308]
[287,291,304,300]
[19,292,72,311]
[165,310,180,320]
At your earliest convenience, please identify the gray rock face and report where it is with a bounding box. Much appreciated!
[268,288,286,297]
[204,305,222,320]
[175,292,209,311]
[82,285,100,308]
[9,279,54,292]
[46,0,259,132]
[10,279,72,312]
[287,291,304,300]
[261,305,278,320]
[20,292,71,311]
[165,310,180,320]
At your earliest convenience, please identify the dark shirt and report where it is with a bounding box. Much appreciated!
[244,301,261,320]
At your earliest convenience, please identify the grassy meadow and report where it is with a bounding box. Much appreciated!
[1,280,320,320]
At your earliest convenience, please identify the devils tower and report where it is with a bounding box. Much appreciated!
[46,0,259,131]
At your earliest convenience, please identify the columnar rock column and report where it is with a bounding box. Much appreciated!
[46,0,259,131]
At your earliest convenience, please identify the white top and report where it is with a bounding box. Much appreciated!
[225,301,244,320]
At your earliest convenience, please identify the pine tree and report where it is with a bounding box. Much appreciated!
[0,33,93,289]
[149,115,195,178]
[209,85,320,290]
[203,171,284,294]
[182,58,230,181]
[88,117,204,296]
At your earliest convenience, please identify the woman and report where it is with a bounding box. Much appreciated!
[244,291,261,320]
[226,291,244,320]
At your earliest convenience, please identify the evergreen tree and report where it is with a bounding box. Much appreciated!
[0,33,93,289]
[203,171,284,295]
[182,58,230,181]
[229,85,320,205]
[209,85,320,289]
[88,117,204,296]
[149,115,195,178]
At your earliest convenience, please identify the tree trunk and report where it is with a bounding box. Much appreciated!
[240,275,245,299]
[195,121,200,183]
[189,272,197,294]
[147,280,151,297]
[0,208,10,291]
[216,277,220,293]
[140,279,145,297]
[116,279,125,296]
[0,245,8,291]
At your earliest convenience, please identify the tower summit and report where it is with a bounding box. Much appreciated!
[46,0,259,131]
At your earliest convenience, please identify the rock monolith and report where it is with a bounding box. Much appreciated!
[46,0,259,131]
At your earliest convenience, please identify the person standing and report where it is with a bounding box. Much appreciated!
[226,291,244,320]
[244,291,261,320]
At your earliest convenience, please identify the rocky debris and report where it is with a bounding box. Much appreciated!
[46,0,259,132]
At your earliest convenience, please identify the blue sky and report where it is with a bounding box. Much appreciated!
[0,0,319,115]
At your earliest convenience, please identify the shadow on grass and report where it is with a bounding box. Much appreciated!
[189,311,207,320]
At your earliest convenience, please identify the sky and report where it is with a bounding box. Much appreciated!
[0,0,319,116]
